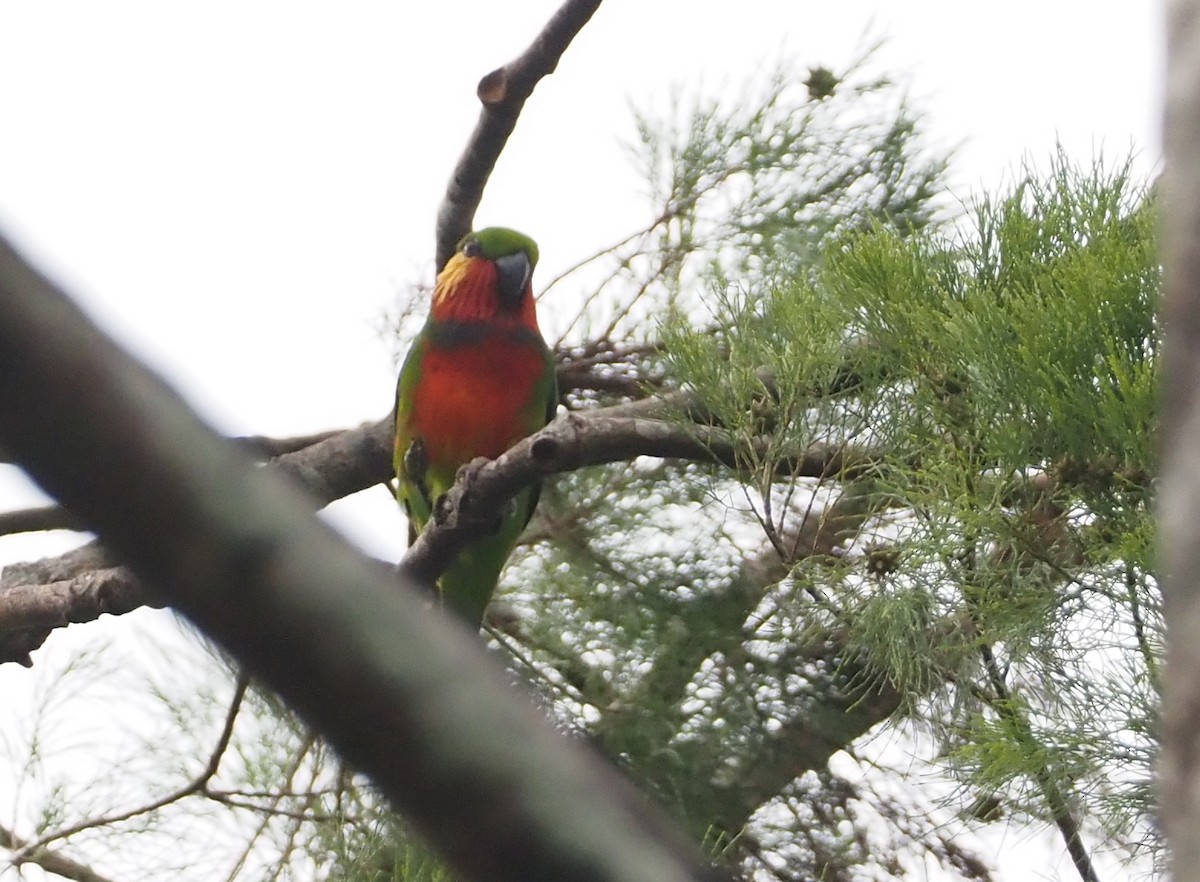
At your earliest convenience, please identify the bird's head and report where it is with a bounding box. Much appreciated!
[432,227,540,325]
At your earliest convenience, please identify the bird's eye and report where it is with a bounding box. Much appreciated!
[462,239,483,258]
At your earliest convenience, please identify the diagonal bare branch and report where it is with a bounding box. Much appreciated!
[435,0,604,269]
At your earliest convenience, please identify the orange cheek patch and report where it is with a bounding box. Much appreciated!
[432,257,500,323]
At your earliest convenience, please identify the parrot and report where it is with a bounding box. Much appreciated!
[394,227,557,628]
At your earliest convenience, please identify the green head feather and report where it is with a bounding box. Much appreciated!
[458,227,539,269]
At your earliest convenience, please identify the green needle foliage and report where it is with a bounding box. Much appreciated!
[646,149,1160,876]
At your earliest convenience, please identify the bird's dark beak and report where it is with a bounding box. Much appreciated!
[495,251,532,310]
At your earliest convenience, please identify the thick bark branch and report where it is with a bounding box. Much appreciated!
[435,0,604,268]
[0,545,118,665]
[0,567,152,631]
[270,417,393,505]
[0,427,383,538]
[398,409,873,589]
[0,230,726,882]
[0,420,394,666]
[0,355,662,540]
[1159,0,1200,876]
[0,504,83,536]
[0,349,675,541]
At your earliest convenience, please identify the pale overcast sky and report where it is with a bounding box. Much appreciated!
[0,4,1165,880]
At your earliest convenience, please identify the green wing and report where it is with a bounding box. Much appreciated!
[517,346,558,531]
[394,330,433,544]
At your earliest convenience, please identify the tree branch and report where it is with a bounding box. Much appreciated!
[270,417,393,505]
[435,0,604,268]
[0,356,667,542]
[234,429,344,458]
[0,229,727,882]
[0,420,394,666]
[0,822,123,882]
[0,504,83,536]
[706,658,902,838]
[1160,3,1200,877]
[1,380,874,665]
[0,566,152,630]
[398,408,874,590]
[0,426,383,538]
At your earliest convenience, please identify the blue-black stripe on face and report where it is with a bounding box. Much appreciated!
[494,251,532,311]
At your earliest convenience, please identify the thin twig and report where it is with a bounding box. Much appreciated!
[13,674,249,861]
[234,429,344,458]
[219,729,319,882]
[976,646,1101,882]
[0,822,123,882]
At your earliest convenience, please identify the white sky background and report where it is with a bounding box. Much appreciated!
[0,2,1164,880]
